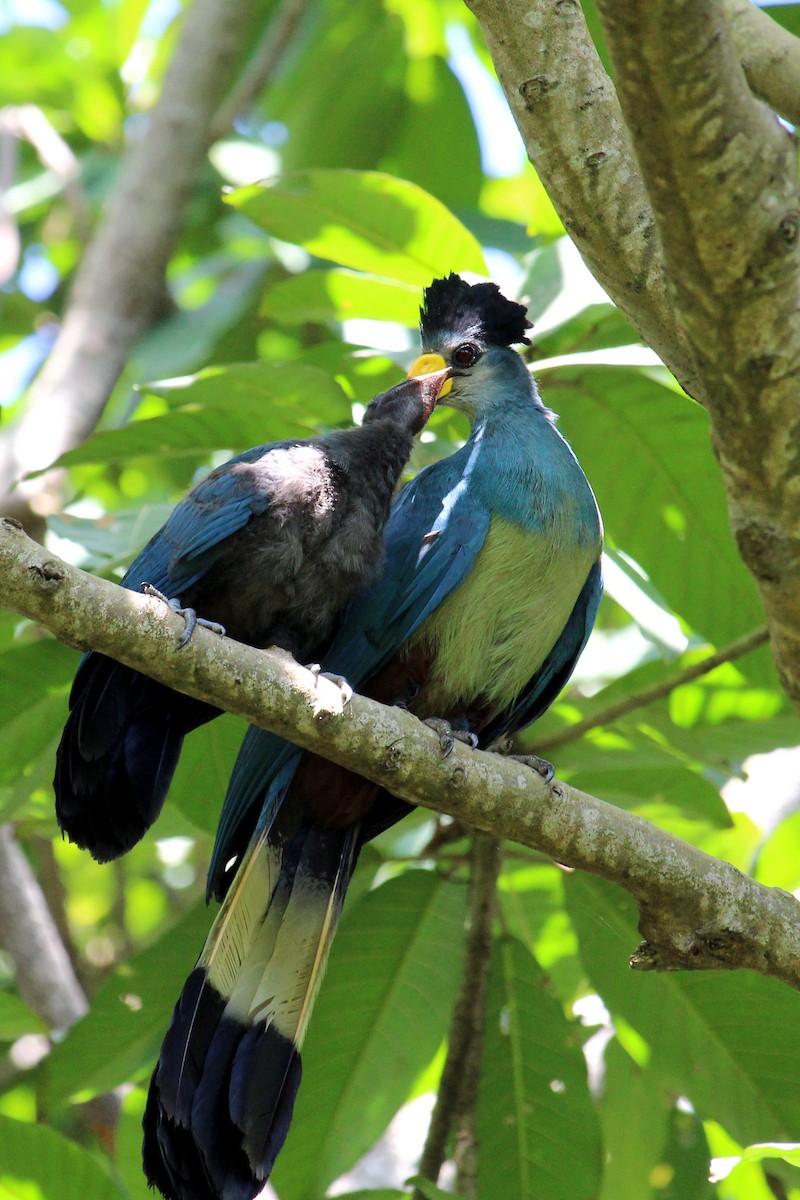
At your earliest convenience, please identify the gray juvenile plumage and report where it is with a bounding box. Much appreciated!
[53,369,450,863]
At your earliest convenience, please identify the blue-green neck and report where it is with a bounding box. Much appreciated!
[463,383,600,546]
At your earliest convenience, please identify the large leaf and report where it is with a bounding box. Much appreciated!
[476,938,602,1200]
[168,712,244,835]
[0,1114,123,1200]
[44,897,212,1108]
[0,992,47,1040]
[262,269,420,328]
[271,870,467,1199]
[598,1040,669,1200]
[566,873,800,1144]
[39,363,350,471]
[386,54,482,209]
[547,364,763,646]
[227,170,486,286]
[264,0,406,173]
[0,641,76,729]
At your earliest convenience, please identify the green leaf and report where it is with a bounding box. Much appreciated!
[265,0,406,174]
[0,1113,124,1200]
[742,1142,800,1168]
[598,1039,669,1200]
[566,873,800,1144]
[48,505,176,573]
[262,269,420,328]
[567,765,732,829]
[386,55,482,210]
[271,870,468,1199]
[168,714,244,835]
[227,170,486,286]
[659,1108,715,1199]
[476,938,602,1200]
[0,642,77,730]
[548,365,763,646]
[45,898,212,1108]
[37,363,351,471]
[0,993,47,1040]
[331,1193,407,1200]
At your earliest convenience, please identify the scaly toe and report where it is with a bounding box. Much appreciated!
[424,718,478,758]
[508,753,555,783]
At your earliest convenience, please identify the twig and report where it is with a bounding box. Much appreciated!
[2,521,800,992]
[413,835,501,1200]
[536,626,770,754]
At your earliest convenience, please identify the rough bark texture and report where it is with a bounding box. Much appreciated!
[3,520,800,992]
[467,0,800,712]
[465,0,704,402]
[592,0,800,708]
[725,0,800,125]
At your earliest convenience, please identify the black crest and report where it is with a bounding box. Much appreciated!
[420,273,532,349]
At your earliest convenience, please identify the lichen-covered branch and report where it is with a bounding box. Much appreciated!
[592,0,800,710]
[464,0,704,403]
[467,0,800,713]
[725,0,800,126]
[3,519,800,992]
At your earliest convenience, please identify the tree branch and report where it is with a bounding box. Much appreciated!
[413,835,501,1200]
[0,825,87,1032]
[2,519,800,992]
[467,0,800,714]
[724,0,800,126]
[591,0,800,711]
[464,0,705,403]
[536,626,769,754]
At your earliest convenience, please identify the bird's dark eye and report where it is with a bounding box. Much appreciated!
[453,342,480,367]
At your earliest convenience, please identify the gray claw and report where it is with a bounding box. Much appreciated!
[507,753,555,783]
[143,584,226,647]
[424,718,479,759]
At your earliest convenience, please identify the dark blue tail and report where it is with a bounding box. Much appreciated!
[144,816,358,1200]
[54,653,217,861]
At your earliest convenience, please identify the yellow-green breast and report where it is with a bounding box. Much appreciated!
[406,516,599,718]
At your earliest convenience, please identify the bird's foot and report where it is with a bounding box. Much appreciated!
[504,752,555,783]
[142,584,226,648]
[424,717,479,759]
[486,735,554,782]
[306,663,353,706]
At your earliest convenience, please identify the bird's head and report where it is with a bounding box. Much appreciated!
[407,273,535,420]
[363,364,452,434]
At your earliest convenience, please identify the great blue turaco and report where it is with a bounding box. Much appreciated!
[143,274,603,1200]
[53,368,451,862]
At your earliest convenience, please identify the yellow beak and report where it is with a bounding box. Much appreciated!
[407,353,453,398]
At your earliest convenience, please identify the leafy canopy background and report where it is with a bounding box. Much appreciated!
[1,1,800,1198]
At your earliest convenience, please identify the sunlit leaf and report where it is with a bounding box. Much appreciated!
[566,873,800,1143]
[0,1114,123,1200]
[477,939,602,1200]
[227,170,486,285]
